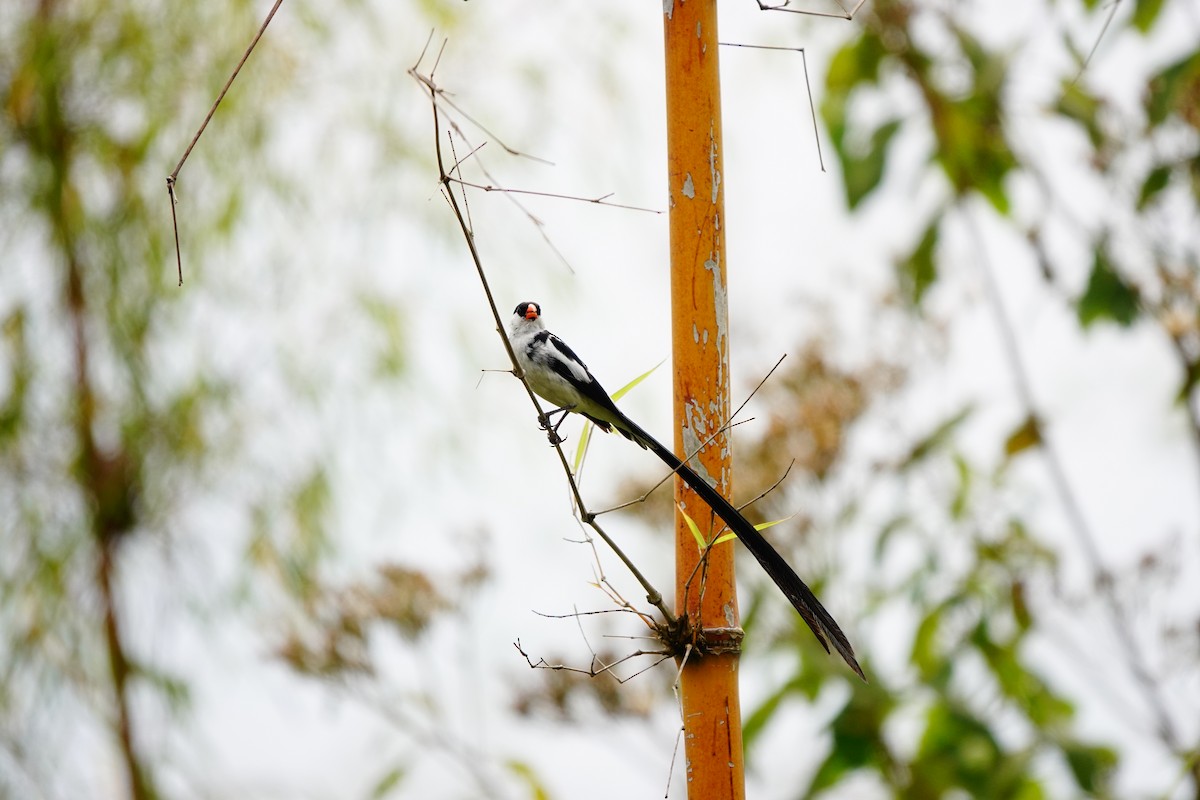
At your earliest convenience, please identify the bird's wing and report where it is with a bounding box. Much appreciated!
[540,332,591,382]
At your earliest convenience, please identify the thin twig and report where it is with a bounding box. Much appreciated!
[447,135,474,234]
[1070,0,1123,87]
[513,640,670,682]
[411,70,554,165]
[166,0,285,286]
[593,417,755,517]
[663,644,696,798]
[533,608,645,619]
[737,459,795,512]
[412,69,575,272]
[448,141,487,175]
[446,177,662,214]
[594,354,786,517]
[719,43,825,172]
[167,180,183,287]
[752,0,867,20]
[410,59,674,624]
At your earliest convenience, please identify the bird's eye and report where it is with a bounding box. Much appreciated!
[514,302,529,316]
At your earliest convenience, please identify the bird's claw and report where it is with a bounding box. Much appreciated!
[537,405,575,444]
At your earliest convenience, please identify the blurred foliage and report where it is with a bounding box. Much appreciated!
[5,0,1199,798]
[276,563,475,678]
[0,1,472,798]
[726,347,1124,799]
[760,0,1200,796]
[0,1,269,795]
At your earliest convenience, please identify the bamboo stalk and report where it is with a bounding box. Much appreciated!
[663,2,745,797]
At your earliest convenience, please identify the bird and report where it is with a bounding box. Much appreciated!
[507,301,864,680]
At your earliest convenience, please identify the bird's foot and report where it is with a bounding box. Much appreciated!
[538,405,575,435]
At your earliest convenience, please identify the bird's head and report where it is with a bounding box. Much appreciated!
[509,301,544,335]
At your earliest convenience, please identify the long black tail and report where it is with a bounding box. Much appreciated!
[610,412,865,681]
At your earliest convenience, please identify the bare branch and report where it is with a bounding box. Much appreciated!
[737,459,796,513]
[445,177,662,214]
[409,62,674,625]
[167,0,285,285]
[513,640,670,683]
[1070,0,1124,87]
[751,0,867,20]
[719,43,825,171]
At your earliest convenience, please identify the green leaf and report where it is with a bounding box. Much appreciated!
[680,507,706,550]
[950,454,971,519]
[369,765,407,799]
[1146,51,1200,127]
[571,420,593,474]
[753,514,794,532]
[872,514,911,564]
[709,513,795,546]
[574,360,662,473]
[359,295,408,379]
[1011,580,1032,631]
[1192,154,1200,203]
[1176,354,1200,404]
[1132,0,1165,33]
[610,359,664,402]
[841,118,903,209]
[914,703,1004,796]
[1056,81,1105,150]
[934,95,1015,213]
[1137,164,1171,209]
[910,597,963,687]
[1062,740,1117,794]
[1077,250,1140,328]
[807,689,894,795]
[743,677,798,749]
[825,31,886,95]
[1003,414,1043,459]
[897,218,940,306]
[899,405,973,469]
[504,760,551,800]
[970,621,1074,728]
[823,32,894,211]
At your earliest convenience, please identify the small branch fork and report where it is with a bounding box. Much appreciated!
[514,638,673,685]
[752,0,868,20]
[409,42,673,630]
[409,41,794,672]
[166,0,286,286]
[718,43,826,172]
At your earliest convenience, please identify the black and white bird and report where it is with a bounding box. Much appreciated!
[508,301,864,680]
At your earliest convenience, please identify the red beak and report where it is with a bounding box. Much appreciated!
[525,305,539,320]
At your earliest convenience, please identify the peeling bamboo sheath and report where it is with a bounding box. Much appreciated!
[663,2,747,798]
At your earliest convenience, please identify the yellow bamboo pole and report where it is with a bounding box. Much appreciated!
[662,2,745,798]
